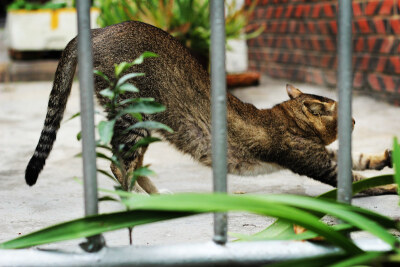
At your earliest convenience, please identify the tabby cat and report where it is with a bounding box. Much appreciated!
[25,21,394,195]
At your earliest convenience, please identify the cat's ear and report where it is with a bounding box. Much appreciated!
[286,84,303,99]
[303,100,326,115]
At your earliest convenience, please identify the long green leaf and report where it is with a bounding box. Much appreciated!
[123,193,362,254]
[0,210,192,249]
[232,224,353,242]
[256,195,399,251]
[121,102,166,115]
[124,121,173,133]
[2,193,363,253]
[251,175,396,241]
[132,51,158,65]
[329,251,385,267]
[116,73,145,87]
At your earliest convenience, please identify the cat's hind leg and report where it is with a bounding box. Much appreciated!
[109,116,159,194]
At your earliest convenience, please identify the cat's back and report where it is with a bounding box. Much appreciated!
[91,21,210,104]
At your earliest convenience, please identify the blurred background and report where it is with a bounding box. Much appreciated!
[0,0,399,105]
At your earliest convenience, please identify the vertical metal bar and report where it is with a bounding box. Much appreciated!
[337,0,353,204]
[76,0,104,251]
[210,0,228,244]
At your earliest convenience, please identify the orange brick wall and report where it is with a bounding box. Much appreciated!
[245,0,400,105]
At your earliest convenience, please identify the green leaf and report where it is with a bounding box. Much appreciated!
[231,224,353,242]
[76,131,82,141]
[93,70,110,83]
[256,195,399,251]
[114,62,133,78]
[99,88,115,100]
[98,120,116,145]
[124,121,173,133]
[0,210,193,249]
[63,112,80,123]
[116,73,145,87]
[133,166,156,178]
[96,152,118,165]
[121,102,166,115]
[119,83,139,93]
[98,196,119,202]
[251,175,396,242]
[2,193,380,254]
[122,194,363,255]
[393,137,400,200]
[329,251,385,267]
[132,52,158,65]
[97,169,117,182]
[119,97,155,106]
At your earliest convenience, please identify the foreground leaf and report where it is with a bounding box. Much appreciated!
[0,210,192,249]
[98,120,116,145]
[249,175,396,242]
[124,121,173,133]
[1,194,365,254]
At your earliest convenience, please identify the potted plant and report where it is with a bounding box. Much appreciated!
[6,0,100,53]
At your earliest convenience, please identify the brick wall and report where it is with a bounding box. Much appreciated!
[245,0,400,105]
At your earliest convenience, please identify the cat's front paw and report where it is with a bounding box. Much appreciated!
[359,184,398,196]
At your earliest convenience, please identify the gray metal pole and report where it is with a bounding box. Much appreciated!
[337,0,353,204]
[76,0,104,251]
[210,0,228,244]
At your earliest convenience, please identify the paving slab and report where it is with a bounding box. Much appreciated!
[0,77,399,250]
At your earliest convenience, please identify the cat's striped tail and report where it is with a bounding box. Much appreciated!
[25,38,78,186]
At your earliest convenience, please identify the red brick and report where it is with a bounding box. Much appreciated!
[366,0,394,15]
[355,38,364,52]
[352,2,363,16]
[376,57,387,72]
[390,56,400,74]
[365,1,380,15]
[390,19,400,34]
[329,21,337,34]
[285,5,294,18]
[294,5,303,17]
[322,3,335,17]
[353,72,364,88]
[367,74,381,91]
[356,19,371,34]
[275,6,284,18]
[372,19,387,34]
[380,37,394,53]
[383,75,395,92]
[311,4,321,18]
[367,37,377,53]
[265,7,274,18]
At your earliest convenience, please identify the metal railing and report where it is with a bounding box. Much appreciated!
[0,1,383,266]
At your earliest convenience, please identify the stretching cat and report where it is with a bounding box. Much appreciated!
[25,21,394,194]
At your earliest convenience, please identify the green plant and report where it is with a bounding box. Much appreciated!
[7,0,68,10]
[92,51,171,193]
[95,0,263,65]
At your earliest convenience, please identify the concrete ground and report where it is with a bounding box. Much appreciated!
[0,77,399,250]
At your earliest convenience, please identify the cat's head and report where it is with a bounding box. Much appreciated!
[286,84,354,145]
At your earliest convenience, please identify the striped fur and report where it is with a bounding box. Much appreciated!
[25,39,78,186]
